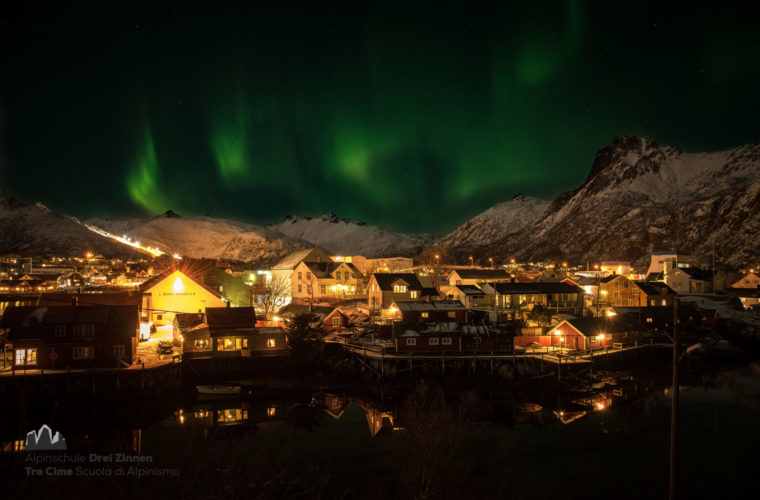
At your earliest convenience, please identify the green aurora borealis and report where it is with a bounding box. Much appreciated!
[2,1,760,233]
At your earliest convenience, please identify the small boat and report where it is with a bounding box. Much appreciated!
[520,402,543,413]
[196,385,240,396]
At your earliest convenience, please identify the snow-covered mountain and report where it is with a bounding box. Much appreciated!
[87,212,310,263]
[437,194,549,250]
[269,213,435,257]
[0,190,143,258]
[466,136,760,267]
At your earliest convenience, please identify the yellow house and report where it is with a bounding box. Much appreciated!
[141,270,226,325]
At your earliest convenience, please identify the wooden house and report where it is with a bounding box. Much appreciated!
[514,318,639,351]
[367,273,435,316]
[390,300,468,325]
[1,305,139,370]
[290,260,364,300]
[140,269,227,325]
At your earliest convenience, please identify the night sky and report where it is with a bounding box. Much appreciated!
[2,1,760,234]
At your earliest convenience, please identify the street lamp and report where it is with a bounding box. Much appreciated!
[489,257,494,269]
[469,256,474,267]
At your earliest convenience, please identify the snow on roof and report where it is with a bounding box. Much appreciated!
[394,300,466,312]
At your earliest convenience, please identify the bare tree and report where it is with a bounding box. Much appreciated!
[252,274,290,320]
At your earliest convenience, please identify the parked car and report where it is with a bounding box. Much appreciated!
[156,341,174,355]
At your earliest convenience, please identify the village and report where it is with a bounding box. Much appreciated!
[1,247,758,378]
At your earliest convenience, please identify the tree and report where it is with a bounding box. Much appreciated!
[527,304,551,327]
[252,274,290,320]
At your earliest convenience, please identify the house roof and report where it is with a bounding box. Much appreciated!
[455,284,485,295]
[489,282,583,295]
[634,281,675,296]
[206,307,257,330]
[272,247,332,270]
[451,269,510,280]
[552,317,630,336]
[175,312,206,330]
[599,274,618,284]
[371,273,424,291]
[1,305,138,339]
[394,300,466,312]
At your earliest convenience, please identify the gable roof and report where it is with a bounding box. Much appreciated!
[394,300,467,312]
[489,282,583,295]
[550,317,631,336]
[450,269,510,280]
[634,281,675,296]
[205,306,257,330]
[175,312,206,330]
[272,247,332,270]
[455,284,486,295]
[370,273,424,291]
[1,305,138,339]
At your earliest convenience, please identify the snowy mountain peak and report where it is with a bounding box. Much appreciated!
[270,213,433,257]
[155,210,181,219]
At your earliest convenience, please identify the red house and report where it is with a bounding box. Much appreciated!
[396,329,462,353]
[324,308,351,332]
[514,318,638,351]
[1,305,139,370]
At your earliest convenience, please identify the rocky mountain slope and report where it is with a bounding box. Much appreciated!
[460,136,760,268]
[269,213,434,257]
[438,194,550,251]
[0,190,143,258]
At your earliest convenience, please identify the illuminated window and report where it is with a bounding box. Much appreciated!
[421,312,429,319]
[72,346,93,360]
[394,285,407,293]
[217,338,243,351]
[662,300,666,306]
[15,348,38,366]
[429,337,439,345]
[441,337,452,345]
[406,338,416,346]
[320,285,327,294]
[410,291,418,299]
[194,339,210,350]
[267,407,276,417]
[267,338,276,348]
[628,299,633,306]
[447,312,456,319]
[646,317,653,323]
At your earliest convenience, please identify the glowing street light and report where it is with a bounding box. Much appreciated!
[469,256,474,267]
[489,257,494,269]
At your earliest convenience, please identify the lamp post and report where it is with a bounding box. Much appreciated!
[469,256,474,268]
[489,257,494,269]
